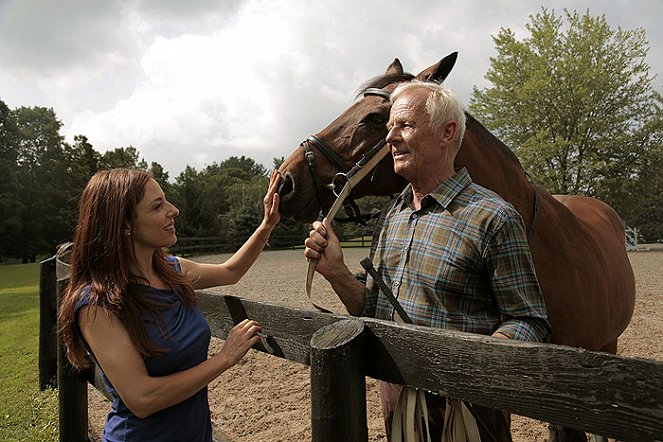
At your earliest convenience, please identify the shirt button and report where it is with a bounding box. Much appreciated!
[393,281,400,287]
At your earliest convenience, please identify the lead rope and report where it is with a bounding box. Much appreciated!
[305,140,391,310]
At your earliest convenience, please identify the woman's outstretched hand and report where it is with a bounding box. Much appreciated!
[263,170,281,228]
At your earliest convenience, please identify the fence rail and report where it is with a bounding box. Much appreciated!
[40,254,663,441]
[170,234,371,256]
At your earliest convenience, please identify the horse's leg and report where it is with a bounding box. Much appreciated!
[599,340,618,354]
[547,424,588,442]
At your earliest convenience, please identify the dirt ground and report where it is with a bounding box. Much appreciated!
[88,245,663,441]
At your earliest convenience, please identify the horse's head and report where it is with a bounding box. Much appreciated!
[278,52,459,222]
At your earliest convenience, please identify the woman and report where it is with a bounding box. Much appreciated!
[59,167,281,441]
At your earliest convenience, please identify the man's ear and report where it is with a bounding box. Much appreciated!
[439,120,458,145]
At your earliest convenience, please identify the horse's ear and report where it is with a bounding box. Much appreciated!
[415,52,458,82]
[386,58,404,75]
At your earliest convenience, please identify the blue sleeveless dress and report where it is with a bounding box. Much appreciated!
[76,257,213,442]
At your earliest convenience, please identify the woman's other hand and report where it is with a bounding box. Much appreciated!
[217,319,262,368]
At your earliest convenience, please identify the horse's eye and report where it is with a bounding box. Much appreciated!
[361,113,386,126]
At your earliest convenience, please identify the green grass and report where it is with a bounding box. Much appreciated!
[0,262,58,441]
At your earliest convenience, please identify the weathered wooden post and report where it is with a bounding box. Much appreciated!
[39,255,58,390]
[55,245,90,442]
[310,318,367,442]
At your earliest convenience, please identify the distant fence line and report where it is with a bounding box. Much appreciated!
[171,233,371,256]
[175,225,641,256]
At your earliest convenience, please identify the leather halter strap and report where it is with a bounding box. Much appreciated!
[301,87,392,224]
[363,87,392,100]
[305,135,349,174]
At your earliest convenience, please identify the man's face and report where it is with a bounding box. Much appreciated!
[386,88,442,184]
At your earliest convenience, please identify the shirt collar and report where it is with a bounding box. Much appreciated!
[396,167,473,211]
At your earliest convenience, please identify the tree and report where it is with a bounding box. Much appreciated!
[219,155,267,180]
[0,99,23,259]
[468,8,661,233]
[56,135,102,241]
[149,161,171,195]
[169,157,273,246]
[66,135,100,180]
[13,106,68,261]
[171,165,226,238]
[633,147,663,242]
[65,135,101,190]
[272,156,285,169]
[100,146,148,170]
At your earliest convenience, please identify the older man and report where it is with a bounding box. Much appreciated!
[304,81,551,441]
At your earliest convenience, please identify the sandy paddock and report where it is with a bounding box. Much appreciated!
[88,246,663,441]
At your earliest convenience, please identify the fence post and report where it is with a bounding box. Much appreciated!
[56,247,90,442]
[39,255,58,390]
[310,318,367,442]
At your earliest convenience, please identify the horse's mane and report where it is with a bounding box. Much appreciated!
[464,112,526,172]
[354,73,415,100]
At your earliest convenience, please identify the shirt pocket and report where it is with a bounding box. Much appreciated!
[410,226,481,295]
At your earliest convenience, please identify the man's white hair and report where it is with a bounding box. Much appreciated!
[391,80,467,148]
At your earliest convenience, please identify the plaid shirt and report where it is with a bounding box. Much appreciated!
[363,168,551,342]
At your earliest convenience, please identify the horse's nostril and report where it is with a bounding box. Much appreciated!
[278,173,294,198]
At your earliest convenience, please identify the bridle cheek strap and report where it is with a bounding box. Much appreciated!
[301,87,392,224]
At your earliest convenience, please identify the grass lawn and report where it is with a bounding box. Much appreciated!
[0,262,58,441]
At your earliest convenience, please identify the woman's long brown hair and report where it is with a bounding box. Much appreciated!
[59,168,196,370]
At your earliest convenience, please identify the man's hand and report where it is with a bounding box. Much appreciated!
[304,218,344,279]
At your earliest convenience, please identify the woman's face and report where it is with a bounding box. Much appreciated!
[129,178,179,251]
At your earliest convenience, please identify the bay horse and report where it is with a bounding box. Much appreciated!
[277,53,635,440]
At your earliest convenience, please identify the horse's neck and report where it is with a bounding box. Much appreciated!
[456,117,535,226]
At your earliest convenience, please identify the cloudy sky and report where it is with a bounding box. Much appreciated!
[1,0,661,179]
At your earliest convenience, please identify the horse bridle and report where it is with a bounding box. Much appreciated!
[301,87,392,224]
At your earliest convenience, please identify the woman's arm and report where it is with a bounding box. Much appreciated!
[179,171,281,289]
[78,305,260,418]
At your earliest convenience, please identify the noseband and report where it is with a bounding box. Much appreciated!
[301,88,391,224]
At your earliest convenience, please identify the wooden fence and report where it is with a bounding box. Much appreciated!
[39,253,663,441]
[625,227,639,251]
[171,234,371,256]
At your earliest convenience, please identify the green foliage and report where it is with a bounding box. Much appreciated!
[469,8,663,240]
[13,106,69,262]
[150,161,172,195]
[100,146,148,170]
[170,156,270,243]
[629,139,663,242]
[272,156,285,169]
[0,102,177,260]
[0,263,58,441]
[0,101,23,257]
